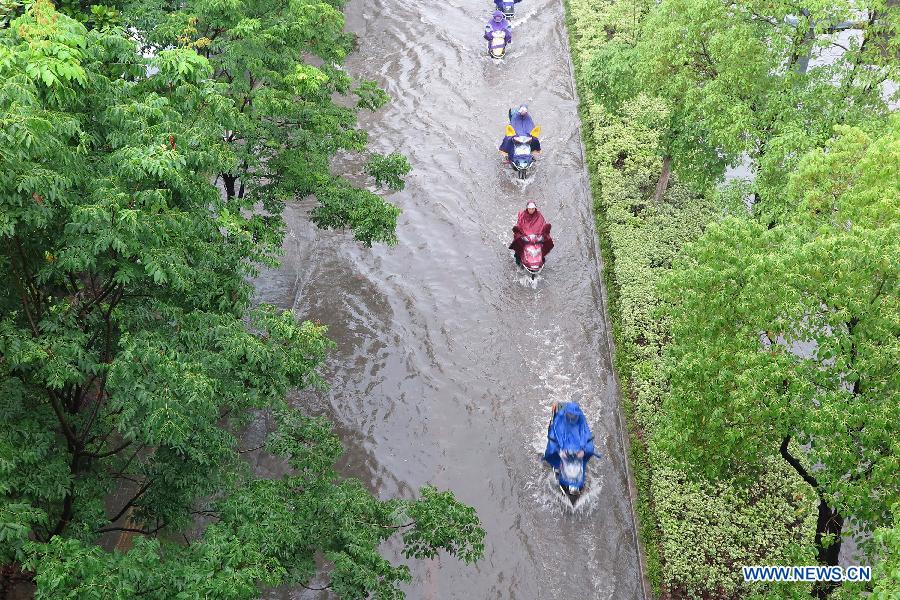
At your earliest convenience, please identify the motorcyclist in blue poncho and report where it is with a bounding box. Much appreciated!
[499,105,541,165]
[544,402,595,502]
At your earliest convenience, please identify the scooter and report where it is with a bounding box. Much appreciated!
[497,0,516,19]
[509,135,535,179]
[516,232,546,278]
[488,29,508,59]
[556,450,587,504]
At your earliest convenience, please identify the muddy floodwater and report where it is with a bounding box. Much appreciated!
[253,0,644,597]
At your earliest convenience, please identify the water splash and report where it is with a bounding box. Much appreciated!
[512,171,536,189]
[528,468,605,514]
[517,269,542,288]
[509,9,539,29]
[515,321,608,516]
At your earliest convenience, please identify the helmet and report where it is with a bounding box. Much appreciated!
[518,104,528,115]
[526,201,537,209]
[492,10,504,21]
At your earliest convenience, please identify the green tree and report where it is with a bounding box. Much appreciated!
[658,119,899,596]
[124,0,408,246]
[585,0,898,207]
[871,504,900,599]
[0,3,482,597]
[568,0,899,596]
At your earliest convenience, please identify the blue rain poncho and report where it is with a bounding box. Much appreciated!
[543,402,595,470]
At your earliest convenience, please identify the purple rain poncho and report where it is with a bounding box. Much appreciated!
[484,11,512,43]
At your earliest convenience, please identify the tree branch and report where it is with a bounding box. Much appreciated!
[780,436,820,491]
[869,273,887,305]
[13,235,42,314]
[51,452,82,536]
[300,582,332,591]
[77,375,108,445]
[830,41,850,53]
[105,477,156,526]
[7,255,41,336]
[48,391,78,448]
[740,5,779,27]
[87,439,133,460]
[76,277,120,319]
[238,443,265,454]
[841,10,879,94]
[95,522,166,536]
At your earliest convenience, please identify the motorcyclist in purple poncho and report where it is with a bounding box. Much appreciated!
[508,104,535,137]
[484,10,512,45]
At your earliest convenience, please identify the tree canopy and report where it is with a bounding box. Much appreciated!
[124,0,408,245]
[587,0,898,204]
[0,1,481,597]
[569,0,899,596]
[659,99,899,594]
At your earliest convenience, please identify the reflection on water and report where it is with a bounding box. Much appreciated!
[254,0,643,598]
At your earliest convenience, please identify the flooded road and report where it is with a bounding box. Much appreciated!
[255,0,643,597]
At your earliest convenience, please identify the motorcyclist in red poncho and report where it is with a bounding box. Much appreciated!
[509,201,553,268]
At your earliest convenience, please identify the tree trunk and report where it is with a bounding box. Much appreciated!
[779,436,845,598]
[812,502,844,599]
[814,499,844,566]
[653,155,672,202]
[222,173,238,199]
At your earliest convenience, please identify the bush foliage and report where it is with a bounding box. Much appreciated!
[563,0,898,597]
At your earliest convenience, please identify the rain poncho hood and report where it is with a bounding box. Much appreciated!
[515,206,547,236]
[510,105,535,137]
[543,402,595,470]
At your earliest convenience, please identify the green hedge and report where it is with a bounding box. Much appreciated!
[562,1,817,597]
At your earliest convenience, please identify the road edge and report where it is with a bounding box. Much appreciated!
[555,1,654,598]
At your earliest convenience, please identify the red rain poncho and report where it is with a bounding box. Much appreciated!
[509,207,554,257]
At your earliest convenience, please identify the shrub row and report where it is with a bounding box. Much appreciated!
[562,2,817,597]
